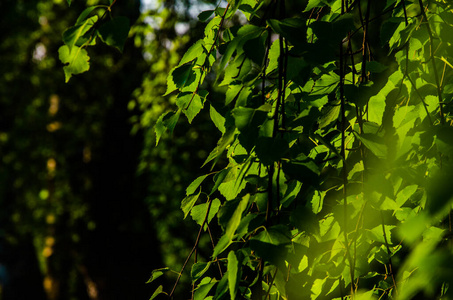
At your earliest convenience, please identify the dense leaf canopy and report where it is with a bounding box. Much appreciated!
[5,0,453,299]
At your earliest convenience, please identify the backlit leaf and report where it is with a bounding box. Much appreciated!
[190,198,221,227]
[181,189,202,218]
[150,285,167,300]
[228,251,239,300]
[146,268,170,284]
[63,15,98,50]
[165,61,196,96]
[58,45,90,82]
[191,262,212,283]
[186,174,209,196]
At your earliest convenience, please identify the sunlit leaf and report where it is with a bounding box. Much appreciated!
[210,105,226,134]
[176,92,204,123]
[63,15,98,50]
[154,109,181,145]
[191,262,212,283]
[149,285,167,300]
[194,278,216,300]
[186,174,209,196]
[146,268,170,284]
[58,45,90,82]
[304,0,324,12]
[164,61,196,96]
[181,189,202,218]
[228,251,239,300]
[76,6,100,25]
[190,198,221,228]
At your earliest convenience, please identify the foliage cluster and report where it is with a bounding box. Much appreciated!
[64,0,453,299]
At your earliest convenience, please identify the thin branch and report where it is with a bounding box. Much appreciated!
[380,211,398,295]
[418,0,445,125]
[169,198,214,298]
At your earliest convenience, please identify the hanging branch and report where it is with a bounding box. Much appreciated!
[418,0,445,125]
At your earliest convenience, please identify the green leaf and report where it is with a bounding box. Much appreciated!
[380,17,404,47]
[354,133,387,159]
[58,45,90,82]
[181,189,201,218]
[397,213,430,245]
[213,234,232,259]
[194,279,216,300]
[210,105,226,134]
[146,267,170,284]
[202,127,235,169]
[190,198,221,228]
[204,16,222,48]
[232,104,270,130]
[154,109,182,145]
[186,174,209,196]
[191,262,212,283]
[365,225,395,244]
[304,0,324,12]
[214,273,229,299]
[218,162,249,200]
[388,18,416,53]
[252,225,291,246]
[218,25,263,73]
[249,233,288,267]
[164,61,196,96]
[219,54,252,86]
[312,72,340,95]
[232,105,269,151]
[318,100,340,129]
[266,39,280,75]
[176,92,205,123]
[210,168,230,195]
[281,180,302,207]
[227,251,239,300]
[396,185,418,207]
[180,40,205,65]
[267,18,306,48]
[76,6,100,25]
[311,277,327,300]
[98,17,130,52]
[149,285,167,300]
[355,290,377,300]
[63,15,98,51]
[67,0,71,6]
[198,10,215,22]
[213,195,250,258]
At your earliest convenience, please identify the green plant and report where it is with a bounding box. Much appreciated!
[62,0,453,299]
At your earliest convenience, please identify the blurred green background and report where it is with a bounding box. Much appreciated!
[0,0,218,299]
